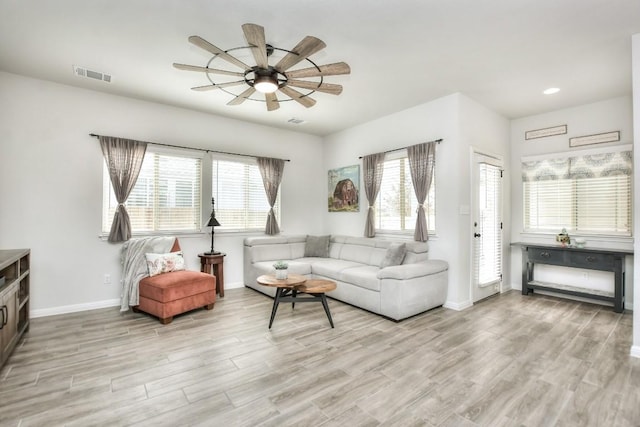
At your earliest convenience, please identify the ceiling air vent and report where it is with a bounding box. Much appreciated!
[287,118,306,125]
[73,65,112,83]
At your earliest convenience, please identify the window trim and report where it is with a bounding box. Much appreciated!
[521,144,632,237]
[374,150,436,235]
[211,153,281,233]
[101,146,205,238]
[101,146,284,239]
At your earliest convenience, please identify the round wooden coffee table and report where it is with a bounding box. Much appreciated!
[256,273,307,288]
[256,274,336,329]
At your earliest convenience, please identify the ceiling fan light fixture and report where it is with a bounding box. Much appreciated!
[176,24,351,111]
[254,74,279,93]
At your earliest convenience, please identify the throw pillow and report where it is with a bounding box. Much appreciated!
[304,235,330,257]
[145,251,186,277]
[380,243,406,268]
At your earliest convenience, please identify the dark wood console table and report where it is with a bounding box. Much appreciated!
[513,242,632,313]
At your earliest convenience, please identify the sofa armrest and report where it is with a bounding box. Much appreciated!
[377,260,448,280]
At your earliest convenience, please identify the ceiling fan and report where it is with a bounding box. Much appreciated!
[173,23,351,111]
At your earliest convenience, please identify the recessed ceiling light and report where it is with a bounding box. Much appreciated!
[543,87,560,95]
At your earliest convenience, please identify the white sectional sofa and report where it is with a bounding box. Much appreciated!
[243,234,449,321]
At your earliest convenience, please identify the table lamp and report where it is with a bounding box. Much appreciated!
[205,197,221,255]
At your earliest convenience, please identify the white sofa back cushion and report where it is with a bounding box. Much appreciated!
[403,242,429,264]
[246,234,430,267]
[338,236,377,265]
[245,235,306,262]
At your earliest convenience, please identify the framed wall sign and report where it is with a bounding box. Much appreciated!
[525,125,567,140]
[569,131,620,147]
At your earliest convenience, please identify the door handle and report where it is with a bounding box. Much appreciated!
[0,305,5,329]
[474,233,481,238]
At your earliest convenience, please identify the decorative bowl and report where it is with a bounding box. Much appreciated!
[574,238,586,248]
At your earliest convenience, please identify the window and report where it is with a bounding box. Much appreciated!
[522,147,632,236]
[212,158,280,231]
[102,150,202,234]
[375,153,435,233]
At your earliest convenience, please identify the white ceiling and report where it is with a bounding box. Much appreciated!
[1,0,639,136]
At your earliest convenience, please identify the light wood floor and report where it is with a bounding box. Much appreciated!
[0,288,638,426]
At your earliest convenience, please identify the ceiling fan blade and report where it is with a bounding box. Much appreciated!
[286,79,343,95]
[285,62,351,79]
[191,81,247,91]
[242,23,269,69]
[227,87,257,105]
[173,63,245,77]
[275,36,326,72]
[188,35,251,71]
[279,86,316,108]
[265,92,280,111]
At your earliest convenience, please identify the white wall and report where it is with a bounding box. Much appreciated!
[509,96,635,308]
[322,93,510,309]
[0,71,324,316]
[631,34,640,358]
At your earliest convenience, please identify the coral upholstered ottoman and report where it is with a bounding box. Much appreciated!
[136,270,216,324]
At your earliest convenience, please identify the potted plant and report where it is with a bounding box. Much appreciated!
[273,260,289,280]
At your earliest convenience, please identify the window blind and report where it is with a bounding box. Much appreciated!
[212,158,280,231]
[375,155,435,232]
[102,151,202,233]
[522,150,632,236]
[475,162,502,287]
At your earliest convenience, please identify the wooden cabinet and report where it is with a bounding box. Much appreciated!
[0,249,30,367]
[0,281,18,358]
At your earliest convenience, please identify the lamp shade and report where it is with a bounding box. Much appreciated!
[207,216,221,227]
[254,74,278,93]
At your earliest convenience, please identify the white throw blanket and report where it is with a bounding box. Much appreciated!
[120,236,175,312]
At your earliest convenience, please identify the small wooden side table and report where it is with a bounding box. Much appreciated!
[198,252,226,297]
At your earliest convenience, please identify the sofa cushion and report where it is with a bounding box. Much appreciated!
[378,260,449,280]
[380,243,407,268]
[339,238,376,264]
[403,241,430,264]
[339,266,381,291]
[310,259,364,280]
[251,244,293,263]
[145,251,186,277]
[304,235,330,257]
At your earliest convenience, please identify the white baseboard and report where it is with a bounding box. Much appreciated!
[31,298,120,318]
[630,345,640,359]
[30,283,248,319]
[225,281,245,290]
[443,300,473,311]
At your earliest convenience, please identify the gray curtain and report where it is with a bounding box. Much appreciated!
[407,141,436,242]
[99,136,147,242]
[257,157,285,235]
[362,152,385,237]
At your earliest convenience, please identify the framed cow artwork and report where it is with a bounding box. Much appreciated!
[328,165,360,212]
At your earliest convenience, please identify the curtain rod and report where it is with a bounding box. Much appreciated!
[89,133,290,162]
[358,138,443,159]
